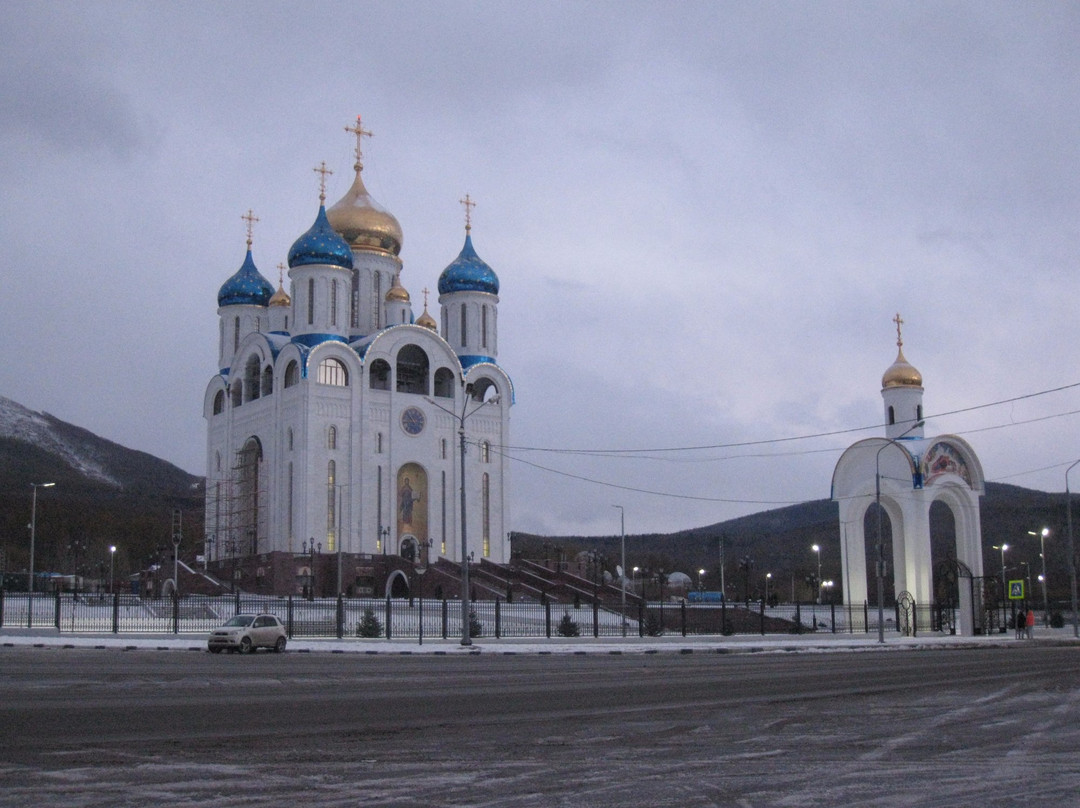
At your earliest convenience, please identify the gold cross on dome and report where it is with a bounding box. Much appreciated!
[345,115,373,170]
[893,312,905,348]
[422,287,430,308]
[459,193,475,232]
[313,161,333,203]
[241,209,259,249]
[277,262,286,284]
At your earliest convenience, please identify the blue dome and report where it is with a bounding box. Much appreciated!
[438,233,499,295]
[288,205,354,270]
[218,250,274,307]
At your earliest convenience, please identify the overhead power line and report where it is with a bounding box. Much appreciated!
[502,380,1080,456]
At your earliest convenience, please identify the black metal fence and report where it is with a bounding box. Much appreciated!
[0,590,1010,640]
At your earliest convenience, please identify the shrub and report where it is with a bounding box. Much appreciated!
[644,611,664,637]
[556,611,581,637]
[356,608,383,638]
[469,609,483,638]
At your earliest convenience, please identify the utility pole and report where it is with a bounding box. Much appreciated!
[718,534,726,600]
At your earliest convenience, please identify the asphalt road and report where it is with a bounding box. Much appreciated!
[1,645,1078,807]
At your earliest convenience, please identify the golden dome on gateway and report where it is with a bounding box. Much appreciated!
[325,115,403,257]
[882,347,923,389]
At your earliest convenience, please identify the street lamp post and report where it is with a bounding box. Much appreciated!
[632,566,640,596]
[812,544,821,604]
[993,543,1009,630]
[875,420,923,643]
[698,568,706,594]
[1029,527,1050,626]
[613,505,626,636]
[765,572,772,606]
[27,482,56,594]
[109,545,117,595]
[426,385,501,646]
[1065,460,1080,638]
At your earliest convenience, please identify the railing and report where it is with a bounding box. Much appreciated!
[2,590,1060,640]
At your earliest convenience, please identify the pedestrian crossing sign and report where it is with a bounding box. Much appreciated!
[1008,580,1025,600]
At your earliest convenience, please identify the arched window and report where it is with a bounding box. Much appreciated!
[287,428,294,451]
[330,279,338,326]
[433,367,455,398]
[468,377,498,403]
[317,357,348,387]
[396,344,429,395]
[369,358,391,390]
[888,406,896,425]
[261,365,273,397]
[373,273,382,328]
[284,360,300,388]
[328,425,337,450]
[244,355,261,402]
[231,382,242,408]
[480,441,490,463]
[917,404,923,421]
[213,390,225,415]
[481,305,488,348]
[307,278,315,325]
[460,304,467,347]
[233,317,240,352]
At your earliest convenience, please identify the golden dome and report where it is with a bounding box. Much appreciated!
[385,273,410,303]
[326,168,403,257]
[416,306,437,330]
[882,347,923,389]
[268,281,291,308]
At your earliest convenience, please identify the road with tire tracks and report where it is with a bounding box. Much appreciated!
[1,645,1078,807]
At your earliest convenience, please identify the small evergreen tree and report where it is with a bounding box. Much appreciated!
[356,608,383,638]
[644,611,664,637]
[469,609,483,638]
[556,611,581,637]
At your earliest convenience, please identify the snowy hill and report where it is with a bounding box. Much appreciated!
[0,395,200,495]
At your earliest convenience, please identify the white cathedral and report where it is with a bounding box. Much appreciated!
[202,118,512,584]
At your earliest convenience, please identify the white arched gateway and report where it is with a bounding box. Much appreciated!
[831,317,986,635]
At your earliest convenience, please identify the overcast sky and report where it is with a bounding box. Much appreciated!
[2,2,1079,538]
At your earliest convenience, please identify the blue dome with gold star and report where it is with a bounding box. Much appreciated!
[218,249,275,307]
[287,205,354,270]
[438,233,499,295]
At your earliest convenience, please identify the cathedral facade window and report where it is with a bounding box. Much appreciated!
[244,355,261,402]
[395,345,429,395]
[433,367,454,398]
[213,390,225,415]
[307,278,315,325]
[369,358,390,390]
[317,357,348,387]
[284,360,300,388]
[328,425,337,450]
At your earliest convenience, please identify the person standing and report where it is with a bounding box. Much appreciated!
[1026,607,1036,639]
[1015,608,1026,640]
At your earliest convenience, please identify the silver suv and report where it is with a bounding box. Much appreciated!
[207,613,287,654]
